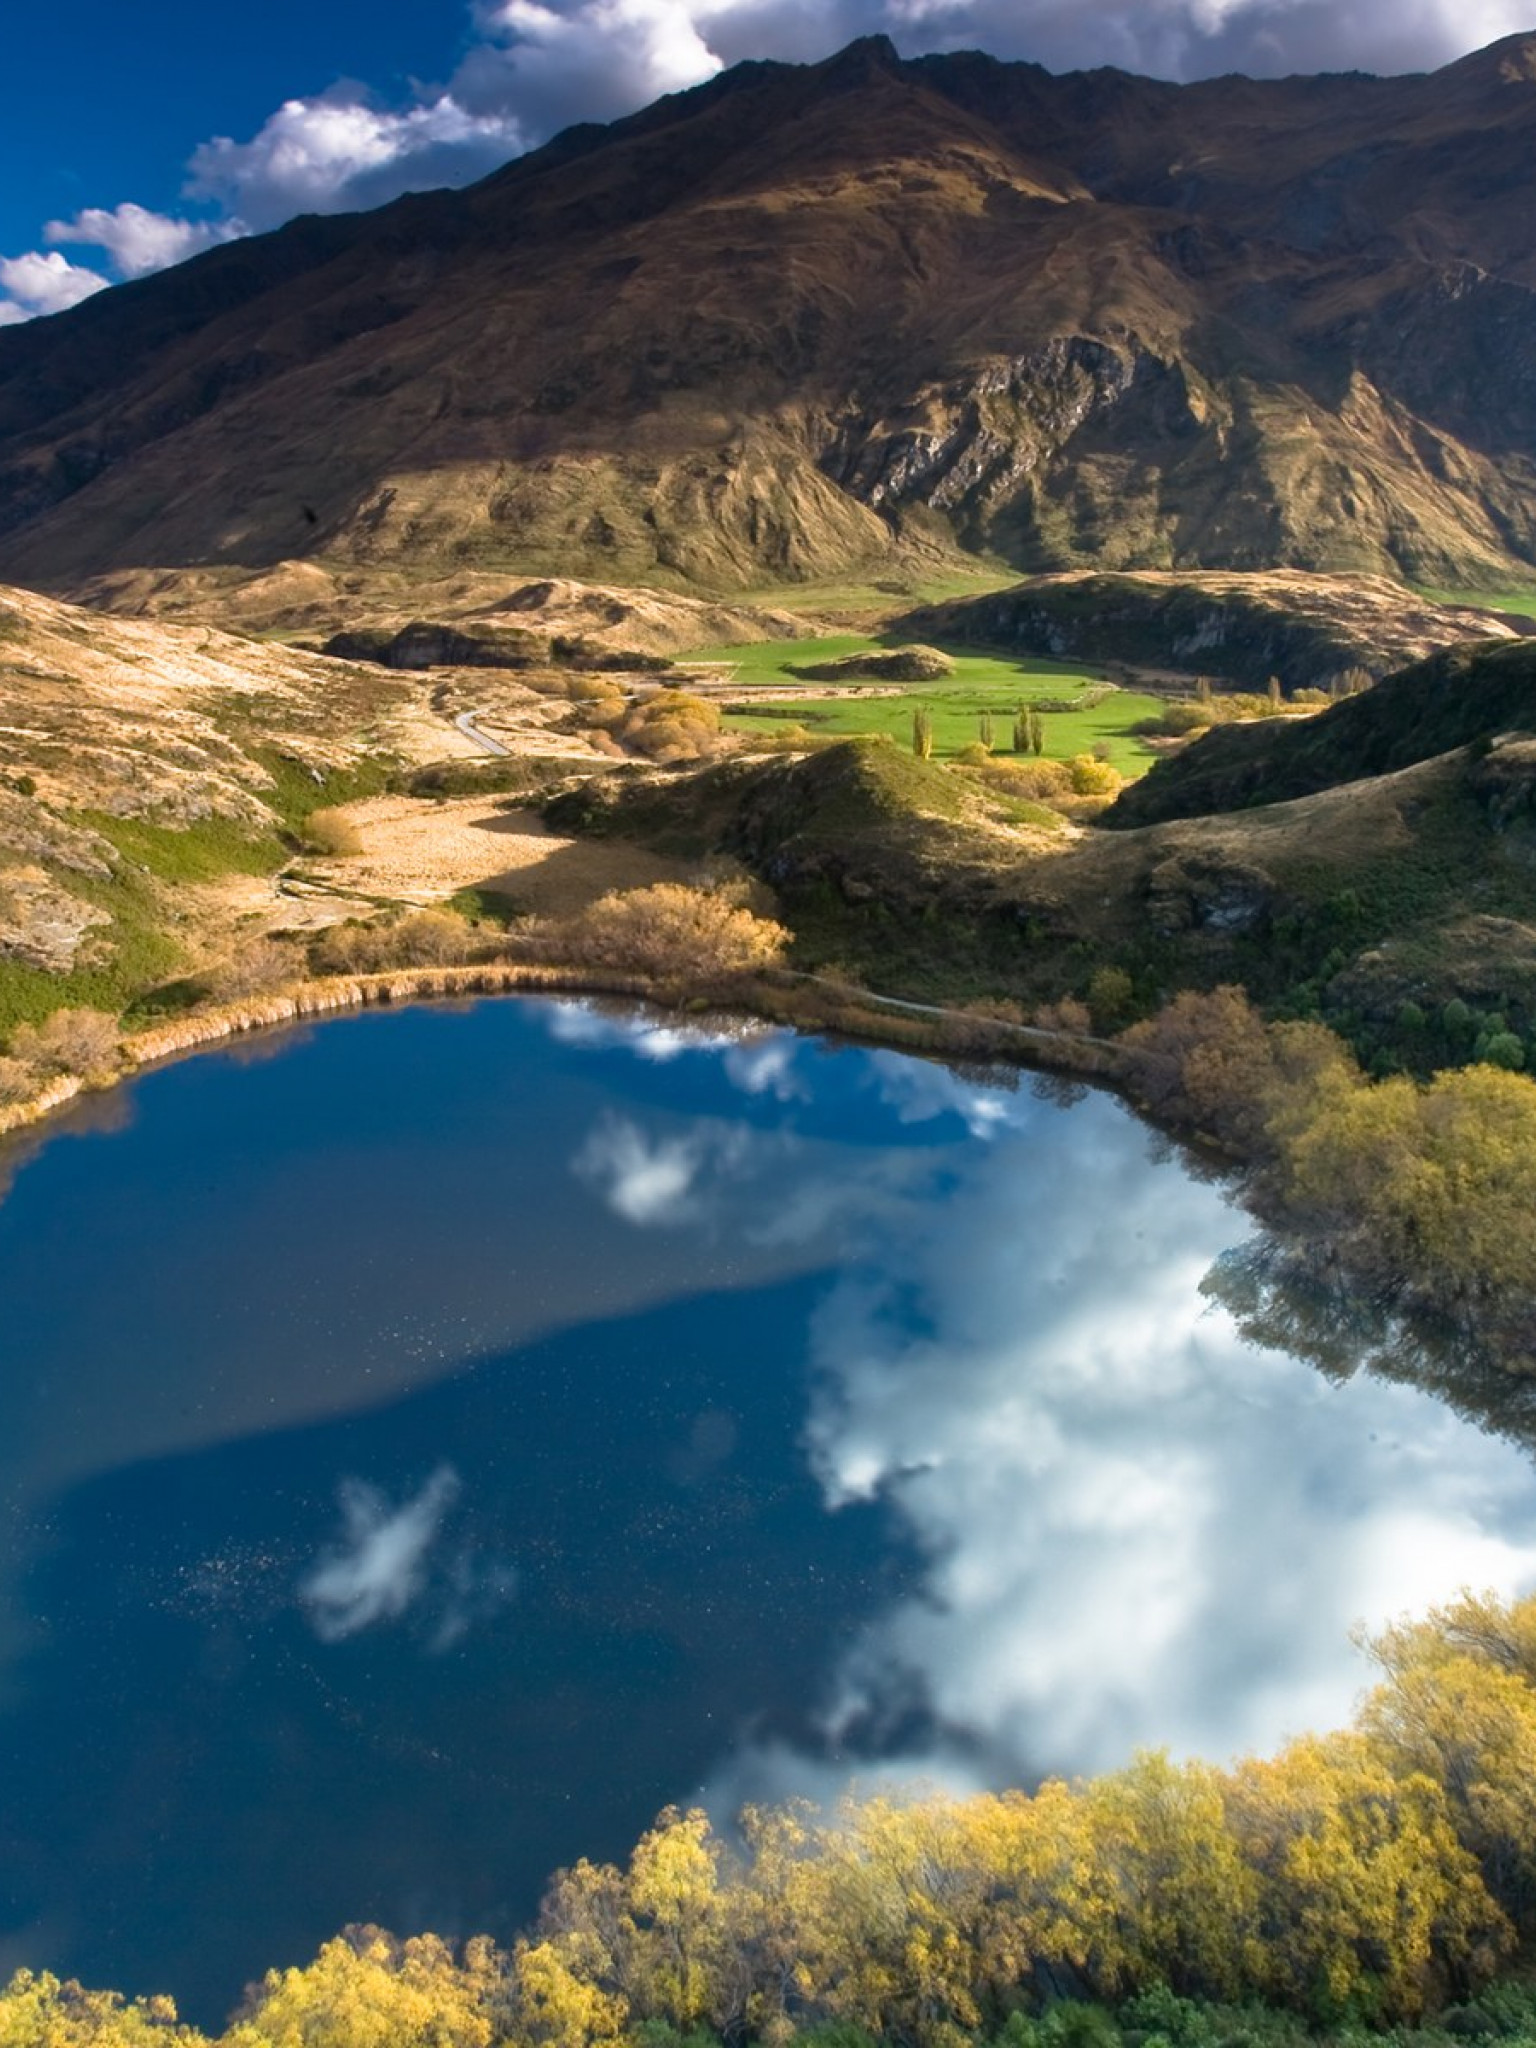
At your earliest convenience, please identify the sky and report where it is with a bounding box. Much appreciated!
[3,0,1532,326]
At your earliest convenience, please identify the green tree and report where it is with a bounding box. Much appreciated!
[1086,966,1135,1032]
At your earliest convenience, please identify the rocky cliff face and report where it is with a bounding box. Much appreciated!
[2,34,1536,594]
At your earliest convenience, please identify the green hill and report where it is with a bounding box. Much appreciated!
[1105,640,1536,828]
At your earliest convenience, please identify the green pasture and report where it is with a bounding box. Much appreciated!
[1421,586,1536,620]
[689,635,1165,774]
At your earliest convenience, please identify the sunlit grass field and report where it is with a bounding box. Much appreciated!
[687,635,1165,774]
[1421,586,1536,619]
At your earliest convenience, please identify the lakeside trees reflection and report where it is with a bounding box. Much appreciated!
[1204,1238,1536,1454]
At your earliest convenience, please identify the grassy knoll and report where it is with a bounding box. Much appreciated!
[693,634,1164,773]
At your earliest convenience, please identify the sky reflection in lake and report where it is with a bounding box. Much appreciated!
[0,997,1534,2018]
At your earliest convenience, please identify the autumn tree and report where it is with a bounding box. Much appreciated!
[223,1929,501,2048]
[1224,1735,1504,2022]
[0,1971,203,2047]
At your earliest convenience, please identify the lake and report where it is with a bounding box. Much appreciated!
[2,997,1534,2026]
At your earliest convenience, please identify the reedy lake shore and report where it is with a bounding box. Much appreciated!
[0,961,1126,1145]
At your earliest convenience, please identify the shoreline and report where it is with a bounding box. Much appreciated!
[0,960,1130,1148]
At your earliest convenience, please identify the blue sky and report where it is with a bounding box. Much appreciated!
[3,0,1530,324]
[4,3,467,254]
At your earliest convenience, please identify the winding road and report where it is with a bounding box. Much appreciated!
[454,709,511,757]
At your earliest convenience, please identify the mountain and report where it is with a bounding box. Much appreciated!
[2,34,1536,596]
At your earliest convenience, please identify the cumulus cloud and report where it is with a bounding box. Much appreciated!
[184,86,524,234]
[679,0,1532,81]
[2,0,1526,324]
[44,203,238,279]
[301,1465,464,1643]
[0,250,109,326]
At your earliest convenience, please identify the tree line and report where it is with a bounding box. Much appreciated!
[15,1591,1536,2045]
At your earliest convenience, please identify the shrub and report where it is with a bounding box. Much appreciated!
[304,806,364,856]
[205,938,300,1000]
[309,921,391,977]
[391,909,475,966]
[9,1007,121,1084]
[1087,966,1136,1030]
[979,758,1073,802]
[1069,754,1126,797]
[545,883,789,979]
[0,1053,35,1104]
[1132,704,1211,739]
[1034,996,1093,1036]
[309,909,475,974]
[618,692,722,764]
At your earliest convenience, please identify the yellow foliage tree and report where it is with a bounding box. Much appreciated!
[223,1929,499,2048]
[1362,1594,1536,1917]
[1282,1063,1536,1298]
[1083,1753,1259,2001]
[513,1938,629,2048]
[554,883,789,980]
[625,1808,735,2032]
[1225,1733,1505,2022]
[0,1971,203,2047]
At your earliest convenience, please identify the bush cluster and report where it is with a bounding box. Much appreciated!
[527,883,789,981]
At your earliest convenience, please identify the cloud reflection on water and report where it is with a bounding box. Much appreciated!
[555,1009,1536,1790]
[798,1090,1536,1783]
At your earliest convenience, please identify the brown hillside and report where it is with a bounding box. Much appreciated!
[1,36,1536,592]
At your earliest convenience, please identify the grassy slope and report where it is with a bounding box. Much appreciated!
[1105,639,1536,828]
[694,634,1165,773]
[552,685,1536,1076]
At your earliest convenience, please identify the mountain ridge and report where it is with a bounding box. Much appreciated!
[2,35,1536,596]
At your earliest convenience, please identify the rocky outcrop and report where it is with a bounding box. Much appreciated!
[908,571,1520,692]
[0,867,108,970]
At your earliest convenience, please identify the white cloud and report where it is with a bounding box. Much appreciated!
[0,250,109,326]
[45,203,237,279]
[185,87,524,234]
[455,0,724,136]
[690,0,1532,80]
[301,1465,462,1642]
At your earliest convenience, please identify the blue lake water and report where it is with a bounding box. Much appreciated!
[2,996,1535,2026]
